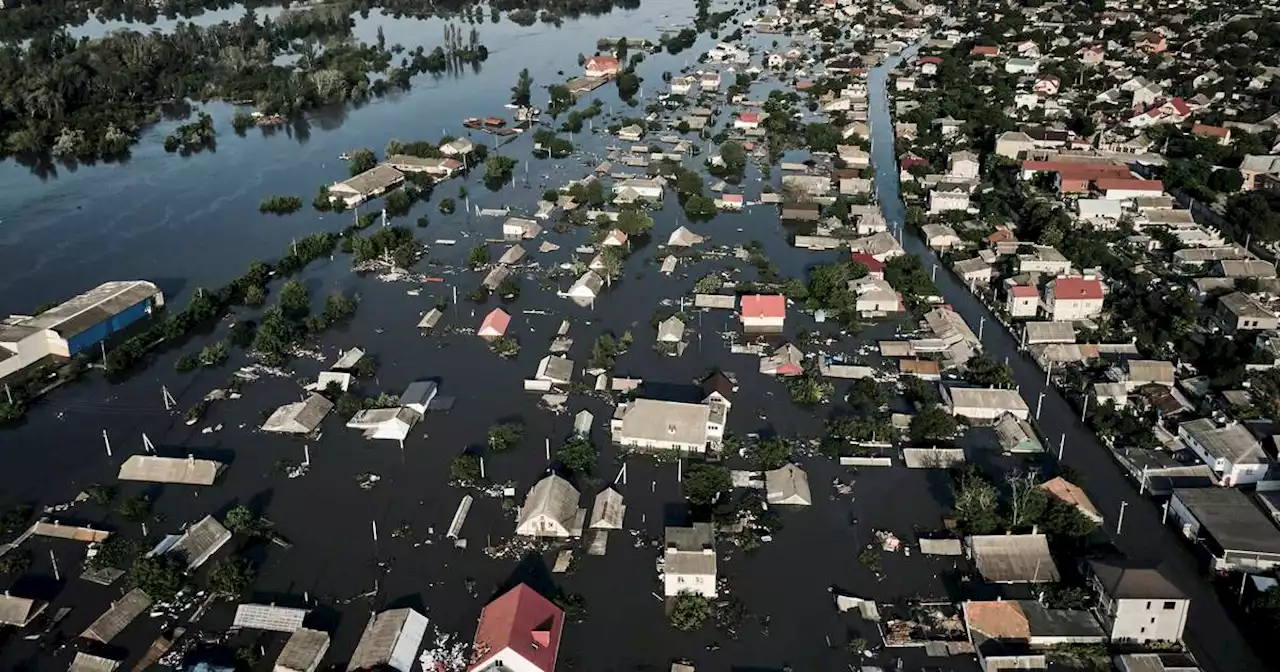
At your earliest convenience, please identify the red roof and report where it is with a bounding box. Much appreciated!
[1164,97,1190,116]
[1095,178,1163,192]
[470,584,564,672]
[850,252,885,271]
[1010,285,1038,298]
[971,45,1000,57]
[479,308,511,336]
[740,294,786,319]
[795,80,816,90]
[1191,123,1229,138]
[919,56,943,64]
[1051,277,1104,301]
[586,55,619,70]
[1022,160,1129,181]
[442,158,463,169]
[722,194,744,203]
[738,112,760,123]
[899,154,929,169]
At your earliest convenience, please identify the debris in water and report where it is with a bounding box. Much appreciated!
[357,473,381,489]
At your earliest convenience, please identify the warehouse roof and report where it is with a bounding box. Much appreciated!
[69,653,122,672]
[1173,488,1280,554]
[81,588,152,642]
[2,281,161,343]
[967,534,1060,583]
[117,455,224,485]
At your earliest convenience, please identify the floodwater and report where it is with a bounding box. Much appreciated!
[0,4,989,671]
[868,41,1268,672]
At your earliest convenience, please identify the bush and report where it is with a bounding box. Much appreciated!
[131,554,184,601]
[259,195,303,215]
[557,435,598,475]
[208,556,255,599]
[683,463,731,506]
[439,198,456,214]
[669,593,712,631]
[487,422,524,452]
[450,453,485,486]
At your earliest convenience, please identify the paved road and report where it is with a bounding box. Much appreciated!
[866,42,1268,672]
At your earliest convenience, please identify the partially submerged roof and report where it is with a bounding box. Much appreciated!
[164,515,232,570]
[614,399,712,447]
[346,608,428,672]
[517,474,583,534]
[261,394,334,434]
[589,488,626,529]
[276,628,331,672]
[68,653,122,672]
[117,455,224,486]
[81,588,152,643]
[233,603,310,632]
[0,593,45,626]
[764,463,812,505]
[665,523,717,576]
[331,347,365,370]
[967,534,1060,583]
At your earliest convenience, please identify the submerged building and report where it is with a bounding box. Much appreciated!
[0,280,164,380]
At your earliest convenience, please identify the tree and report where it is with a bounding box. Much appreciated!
[910,405,957,443]
[450,453,485,486]
[278,280,310,320]
[804,123,841,152]
[719,140,747,175]
[669,593,712,631]
[439,198,456,214]
[683,464,731,506]
[468,245,490,269]
[746,437,791,470]
[131,555,184,601]
[348,148,377,176]
[223,505,264,537]
[952,467,1001,535]
[694,274,724,293]
[548,84,573,116]
[557,435,598,475]
[965,354,1014,387]
[616,211,655,236]
[789,373,834,405]
[208,556,255,599]
[118,494,152,522]
[1006,471,1047,530]
[511,68,533,107]
[846,378,888,415]
[485,155,518,181]
[244,284,266,307]
[323,293,358,323]
[85,484,117,507]
[487,422,524,452]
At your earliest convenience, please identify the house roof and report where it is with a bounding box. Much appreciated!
[1172,487,1280,555]
[81,588,152,642]
[480,308,511,336]
[518,474,582,531]
[335,164,404,194]
[1039,477,1101,522]
[738,112,760,123]
[401,381,439,407]
[1192,123,1230,138]
[850,252,885,271]
[1220,292,1275,320]
[1096,178,1164,192]
[615,399,712,447]
[68,653,122,672]
[657,316,685,342]
[701,370,734,401]
[276,628,331,672]
[947,387,1029,414]
[0,594,44,626]
[963,600,1029,640]
[232,603,310,632]
[117,455,224,486]
[589,488,626,529]
[740,294,786,319]
[165,515,232,570]
[586,55,620,69]
[347,608,426,671]
[1009,285,1038,299]
[261,394,334,434]
[1180,418,1265,463]
[765,463,812,505]
[471,584,564,672]
[1127,359,1174,384]
[1087,559,1184,600]
[967,534,1060,583]
[1050,277,1104,301]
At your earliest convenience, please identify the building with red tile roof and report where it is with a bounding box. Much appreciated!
[584,55,620,78]
[468,584,564,672]
[740,294,786,329]
[478,308,511,340]
[1094,178,1164,199]
[1191,123,1231,145]
[850,252,885,278]
[1006,285,1040,318]
[1044,277,1105,321]
[971,45,1001,57]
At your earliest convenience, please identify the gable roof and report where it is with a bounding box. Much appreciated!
[1050,277,1104,301]
[1087,559,1184,600]
[740,294,786,319]
[470,584,564,672]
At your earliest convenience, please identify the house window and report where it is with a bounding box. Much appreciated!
[1163,601,1177,610]
[1140,627,1146,634]
[1146,601,1151,609]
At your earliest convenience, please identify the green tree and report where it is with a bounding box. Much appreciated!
[348,148,377,176]
[557,435,598,475]
[223,505,263,537]
[244,284,266,307]
[85,484,118,507]
[683,464,731,506]
[117,494,152,522]
[277,280,310,320]
[616,211,654,236]
[208,556,255,599]
[746,437,791,470]
[964,354,1014,388]
[902,375,941,405]
[910,405,958,443]
[450,453,485,486]
[846,378,889,415]
[487,422,524,452]
[468,245,490,269]
[131,554,184,601]
[669,592,712,631]
[323,293,358,323]
[511,68,533,107]
[485,155,518,181]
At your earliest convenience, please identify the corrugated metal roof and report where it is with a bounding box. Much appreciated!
[276,628,330,672]
[69,653,122,672]
[967,534,1059,583]
[233,603,310,632]
[81,588,152,642]
[166,515,231,570]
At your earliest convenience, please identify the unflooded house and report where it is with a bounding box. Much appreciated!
[1168,487,1280,572]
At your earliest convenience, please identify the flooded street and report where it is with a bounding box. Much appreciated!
[0,4,987,670]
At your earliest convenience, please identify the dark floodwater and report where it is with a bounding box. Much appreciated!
[1,7,992,672]
[868,42,1267,672]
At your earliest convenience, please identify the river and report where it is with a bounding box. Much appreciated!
[0,5,990,672]
[868,41,1269,672]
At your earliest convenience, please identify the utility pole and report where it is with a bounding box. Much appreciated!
[1058,433,1066,460]
[1045,359,1053,386]
[1162,500,1170,525]
[162,385,176,411]
[102,430,112,458]
[1081,393,1090,422]
[978,315,985,342]
[1035,392,1045,420]
[3,384,11,405]
[1116,500,1129,535]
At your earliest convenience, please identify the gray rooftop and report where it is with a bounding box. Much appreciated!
[1087,559,1184,600]
[1023,321,1076,344]
[335,164,404,194]
[166,515,231,570]
[0,281,161,344]
[765,463,813,505]
[967,534,1060,583]
[615,398,712,447]
[117,455,224,485]
[1220,292,1275,320]
[261,394,334,434]
[276,628,331,672]
[1173,488,1280,555]
[0,593,45,626]
[81,588,152,643]
[1179,418,1265,464]
[232,603,310,632]
[589,487,626,529]
[346,608,426,671]
[68,653,122,672]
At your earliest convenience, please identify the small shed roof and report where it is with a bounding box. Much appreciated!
[81,588,152,643]
[233,603,310,632]
[261,394,334,434]
[276,628,331,672]
[573,410,593,435]
[0,594,45,626]
[117,455,224,486]
[967,534,1060,583]
[764,464,812,505]
[332,347,365,370]
[1023,321,1076,345]
[68,653,122,672]
[589,488,626,529]
[417,308,443,329]
[346,608,427,671]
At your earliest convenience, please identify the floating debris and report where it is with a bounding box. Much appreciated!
[357,473,381,490]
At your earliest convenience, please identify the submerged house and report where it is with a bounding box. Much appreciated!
[589,488,626,530]
[261,394,334,434]
[149,514,231,570]
[663,523,717,598]
[765,463,812,505]
[516,474,586,538]
[328,164,405,207]
[117,455,225,486]
[346,608,428,672]
[478,308,511,340]
[611,396,727,454]
[468,584,564,672]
